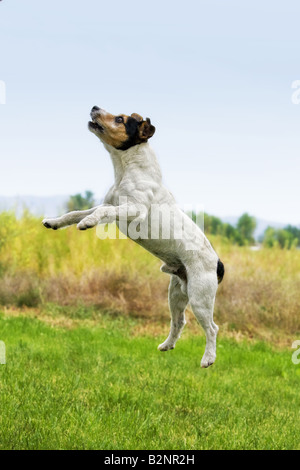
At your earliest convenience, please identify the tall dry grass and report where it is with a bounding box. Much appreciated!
[214,240,300,342]
[0,211,299,343]
[0,211,167,316]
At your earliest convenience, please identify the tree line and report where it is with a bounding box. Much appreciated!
[202,213,300,248]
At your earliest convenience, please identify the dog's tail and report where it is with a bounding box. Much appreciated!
[217,259,225,284]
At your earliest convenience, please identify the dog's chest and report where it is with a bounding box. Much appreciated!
[106,173,152,206]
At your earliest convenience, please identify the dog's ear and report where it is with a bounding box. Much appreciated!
[131,113,143,122]
[138,117,156,141]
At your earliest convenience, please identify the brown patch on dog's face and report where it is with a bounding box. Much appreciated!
[88,107,155,150]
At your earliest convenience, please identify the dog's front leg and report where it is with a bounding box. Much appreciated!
[77,203,147,230]
[43,207,99,230]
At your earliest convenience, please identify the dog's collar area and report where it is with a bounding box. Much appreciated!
[117,138,140,151]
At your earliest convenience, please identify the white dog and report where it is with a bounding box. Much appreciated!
[43,107,224,368]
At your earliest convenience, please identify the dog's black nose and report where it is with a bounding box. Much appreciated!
[92,106,100,112]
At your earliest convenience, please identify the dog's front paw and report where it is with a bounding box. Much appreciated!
[42,218,58,230]
[77,218,95,231]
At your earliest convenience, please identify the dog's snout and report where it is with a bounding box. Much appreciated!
[92,106,100,112]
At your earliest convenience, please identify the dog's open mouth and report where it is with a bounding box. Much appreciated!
[88,121,104,132]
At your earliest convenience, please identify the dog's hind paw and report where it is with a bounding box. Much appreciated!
[200,352,216,368]
[158,341,175,352]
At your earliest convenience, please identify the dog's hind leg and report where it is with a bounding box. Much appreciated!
[187,269,219,368]
[158,275,188,352]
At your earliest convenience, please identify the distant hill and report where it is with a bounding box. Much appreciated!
[0,195,69,218]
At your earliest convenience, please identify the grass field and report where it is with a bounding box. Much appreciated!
[0,212,300,449]
[0,310,300,449]
[0,308,299,450]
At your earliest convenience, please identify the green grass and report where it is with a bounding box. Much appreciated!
[0,309,299,450]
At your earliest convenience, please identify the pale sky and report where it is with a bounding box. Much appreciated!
[0,0,300,224]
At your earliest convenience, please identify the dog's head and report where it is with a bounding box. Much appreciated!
[88,107,156,150]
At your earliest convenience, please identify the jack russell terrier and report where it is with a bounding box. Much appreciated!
[43,106,224,368]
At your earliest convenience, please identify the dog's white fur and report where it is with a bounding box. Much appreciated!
[43,109,222,368]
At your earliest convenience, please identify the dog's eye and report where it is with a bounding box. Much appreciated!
[115,116,124,124]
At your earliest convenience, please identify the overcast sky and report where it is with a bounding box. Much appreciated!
[0,0,299,224]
